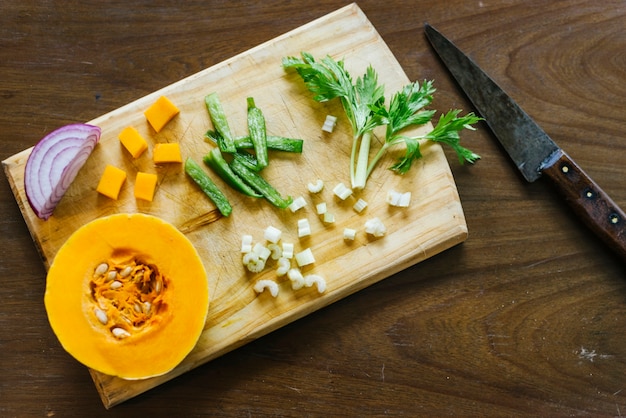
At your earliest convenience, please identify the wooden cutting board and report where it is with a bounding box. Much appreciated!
[2,3,468,408]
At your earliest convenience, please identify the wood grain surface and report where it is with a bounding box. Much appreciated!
[1,0,626,416]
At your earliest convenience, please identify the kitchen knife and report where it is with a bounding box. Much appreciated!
[424,23,626,260]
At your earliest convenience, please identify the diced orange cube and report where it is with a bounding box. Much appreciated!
[153,143,182,163]
[144,96,180,133]
[134,172,158,202]
[96,165,127,200]
[118,126,148,158]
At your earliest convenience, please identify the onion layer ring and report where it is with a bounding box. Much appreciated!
[24,123,101,220]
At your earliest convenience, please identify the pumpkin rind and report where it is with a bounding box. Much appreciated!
[44,213,209,380]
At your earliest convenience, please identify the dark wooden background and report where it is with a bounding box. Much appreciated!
[2,1,625,416]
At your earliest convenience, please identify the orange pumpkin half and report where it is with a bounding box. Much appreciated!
[44,213,209,380]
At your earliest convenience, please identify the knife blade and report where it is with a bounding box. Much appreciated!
[424,23,626,260]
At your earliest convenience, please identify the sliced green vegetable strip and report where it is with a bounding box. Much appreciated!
[230,157,293,209]
[236,135,303,153]
[185,157,233,217]
[205,93,236,153]
[203,148,262,197]
[232,151,262,173]
[205,129,230,152]
[246,97,268,169]
[206,131,303,153]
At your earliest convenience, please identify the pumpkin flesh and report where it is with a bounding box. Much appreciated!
[44,213,209,380]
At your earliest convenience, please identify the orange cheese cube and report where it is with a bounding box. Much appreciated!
[118,126,148,158]
[134,172,158,201]
[144,96,180,133]
[153,143,182,163]
[96,165,127,200]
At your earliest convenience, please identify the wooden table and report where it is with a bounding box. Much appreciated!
[1,1,625,416]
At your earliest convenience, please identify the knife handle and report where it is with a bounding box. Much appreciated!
[542,150,626,260]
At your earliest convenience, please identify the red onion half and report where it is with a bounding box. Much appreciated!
[24,123,101,220]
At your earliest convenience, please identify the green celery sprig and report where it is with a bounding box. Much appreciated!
[282,52,385,189]
[369,81,481,176]
[423,110,482,164]
[282,52,481,190]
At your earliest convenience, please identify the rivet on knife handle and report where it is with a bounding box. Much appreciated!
[541,150,626,259]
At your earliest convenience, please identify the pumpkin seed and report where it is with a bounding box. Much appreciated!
[111,327,130,338]
[119,266,132,278]
[143,301,151,314]
[106,271,117,281]
[134,303,142,313]
[94,308,108,325]
[94,263,108,276]
[110,280,123,290]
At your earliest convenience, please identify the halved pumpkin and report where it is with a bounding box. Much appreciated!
[44,213,209,380]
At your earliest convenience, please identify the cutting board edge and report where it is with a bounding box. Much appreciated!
[2,157,52,269]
